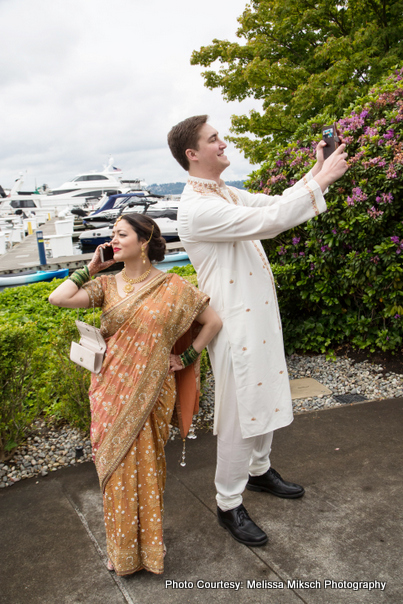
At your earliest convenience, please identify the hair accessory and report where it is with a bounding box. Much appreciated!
[114,216,123,227]
[146,225,154,243]
[141,225,154,264]
[122,265,152,293]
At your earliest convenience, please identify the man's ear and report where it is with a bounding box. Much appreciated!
[185,148,198,163]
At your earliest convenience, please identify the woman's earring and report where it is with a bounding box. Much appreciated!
[141,245,146,264]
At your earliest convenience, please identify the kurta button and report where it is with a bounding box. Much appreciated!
[265,301,268,304]
[279,370,284,374]
[246,309,251,312]
[250,272,252,275]
[275,408,279,412]
[242,347,247,351]
[257,382,262,386]
[263,340,266,344]
[230,280,234,284]
[251,417,256,421]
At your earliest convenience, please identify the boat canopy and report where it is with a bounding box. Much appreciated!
[89,192,149,216]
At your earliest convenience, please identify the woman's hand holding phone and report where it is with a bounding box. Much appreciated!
[88,244,116,276]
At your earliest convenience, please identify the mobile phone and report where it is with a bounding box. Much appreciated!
[322,124,340,160]
[100,246,114,262]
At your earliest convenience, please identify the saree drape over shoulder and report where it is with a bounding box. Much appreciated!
[82,272,209,576]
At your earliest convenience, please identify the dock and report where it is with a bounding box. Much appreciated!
[0,219,184,275]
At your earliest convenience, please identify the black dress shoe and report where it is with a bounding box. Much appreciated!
[246,467,305,499]
[217,504,268,546]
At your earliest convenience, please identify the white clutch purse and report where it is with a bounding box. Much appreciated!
[70,320,107,374]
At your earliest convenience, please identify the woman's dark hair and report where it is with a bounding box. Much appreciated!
[120,213,166,262]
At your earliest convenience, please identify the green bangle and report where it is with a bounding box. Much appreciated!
[69,266,91,288]
[180,344,200,368]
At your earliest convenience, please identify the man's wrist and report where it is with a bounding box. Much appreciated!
[311,161,323,177]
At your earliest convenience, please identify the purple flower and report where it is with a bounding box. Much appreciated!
[332,229,337,235]
[391,236,400,244]
[363,126,378,137]
[396,249,401,255]
[368,207,383,218]
[387,164,397,179]
[299,251,305,256]
[292,237,301,246]
[395,314,401,319]
[347,187,368,206]
[321,245,329,253]
[278,246,286,256]
[384,129,395,140]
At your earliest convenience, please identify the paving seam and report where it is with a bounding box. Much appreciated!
[62,486,137,604]
[166,470,309,603]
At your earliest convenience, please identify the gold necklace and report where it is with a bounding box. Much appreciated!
[121,266,152,293]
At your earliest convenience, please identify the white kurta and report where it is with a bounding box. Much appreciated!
[178,173,327,438]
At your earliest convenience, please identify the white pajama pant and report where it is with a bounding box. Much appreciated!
[215,366,273,512]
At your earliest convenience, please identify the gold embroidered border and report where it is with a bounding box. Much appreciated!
[304,183,319,216]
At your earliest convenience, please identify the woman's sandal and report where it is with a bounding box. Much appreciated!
[107,559,114,571]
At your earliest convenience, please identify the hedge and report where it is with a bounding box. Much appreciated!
[246,67,403,355]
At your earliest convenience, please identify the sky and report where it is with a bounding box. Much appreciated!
[0,0,261,191]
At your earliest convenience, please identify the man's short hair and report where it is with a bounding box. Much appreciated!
[167,115,208,171]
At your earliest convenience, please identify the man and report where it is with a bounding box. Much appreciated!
[167,115,348,546]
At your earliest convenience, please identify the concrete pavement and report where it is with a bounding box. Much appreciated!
[0,398,402,604]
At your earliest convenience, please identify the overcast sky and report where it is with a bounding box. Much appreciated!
[0,0,261,191]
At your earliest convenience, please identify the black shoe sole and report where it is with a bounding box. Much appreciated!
[217,517,268,547]
[246,483,305,498]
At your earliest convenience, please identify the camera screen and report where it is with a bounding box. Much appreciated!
[323,128,334,139]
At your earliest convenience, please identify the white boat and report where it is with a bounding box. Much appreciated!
[79,194,179,248]
[82,192,178,226]
[0,159,146,217]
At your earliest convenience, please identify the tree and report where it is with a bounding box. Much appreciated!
[191,0,403,163]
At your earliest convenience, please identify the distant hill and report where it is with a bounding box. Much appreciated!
[148,180,246,196]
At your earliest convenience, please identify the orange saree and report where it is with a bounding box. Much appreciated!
[83,272,209,575]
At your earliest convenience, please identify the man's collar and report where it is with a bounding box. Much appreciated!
[187,175,226,188]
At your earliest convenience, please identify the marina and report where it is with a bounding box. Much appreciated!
[0,161,187,285]
[0,159,148,216]
[0,216,187,283]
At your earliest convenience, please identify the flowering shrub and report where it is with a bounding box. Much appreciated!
[247,67,403,354]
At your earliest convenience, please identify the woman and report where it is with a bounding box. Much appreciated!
[49,213,222,576]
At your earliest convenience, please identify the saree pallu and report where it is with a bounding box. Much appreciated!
[83,272,209,575]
